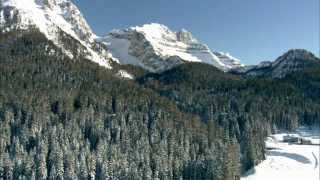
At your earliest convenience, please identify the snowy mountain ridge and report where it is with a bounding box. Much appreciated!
[0,0,244,73]
[101,23,244,72]
[0,0,112,68]
[1,0,316,78]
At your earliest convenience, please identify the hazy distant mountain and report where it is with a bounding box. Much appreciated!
[232,49,319,78]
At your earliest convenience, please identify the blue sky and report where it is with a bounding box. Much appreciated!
[74,0,319,65]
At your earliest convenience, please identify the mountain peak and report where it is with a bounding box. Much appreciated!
[1,0,94,41]
[101,23,243,72]
[131,23,200,45]
[235,49,319,78]
[176,28,199,44]
[285,49,314,55]
[131,23,169,31]
[276,49,318,63]
[37,0,70,9]
[0,0,112,68]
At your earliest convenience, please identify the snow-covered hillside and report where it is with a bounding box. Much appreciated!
[213,51,244,69]
[0,0,112,68]
[100,23,243,72]
[242,127,320,180]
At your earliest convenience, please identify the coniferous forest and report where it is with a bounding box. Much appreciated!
[0,29,319,180]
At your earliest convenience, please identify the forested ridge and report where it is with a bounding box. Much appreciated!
[0,30,319,180]
[138,60,320,171]
[139,62,320,127]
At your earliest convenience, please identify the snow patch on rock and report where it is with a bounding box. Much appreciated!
[116,70,134,80]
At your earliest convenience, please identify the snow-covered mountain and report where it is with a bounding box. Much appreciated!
[213,51,243,69]
[0,0,112,68]
[232,49,320,78]
[100,23,243,72]
[0,1,243,74]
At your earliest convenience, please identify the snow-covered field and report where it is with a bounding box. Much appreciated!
[242,127,320,180]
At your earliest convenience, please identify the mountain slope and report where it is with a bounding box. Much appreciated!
[0,0,245,73]
[100,23,243,72]
[233,49,320,78]
[0,0,112,68]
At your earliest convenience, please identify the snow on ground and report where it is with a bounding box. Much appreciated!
[116,70,134,80]
[99,36,153,72]
[242,127,320,180]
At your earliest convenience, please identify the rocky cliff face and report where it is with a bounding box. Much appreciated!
[101,23,243,72]
[0,0,112,68]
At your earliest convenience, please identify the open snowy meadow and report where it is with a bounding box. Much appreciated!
[242,127,320,180]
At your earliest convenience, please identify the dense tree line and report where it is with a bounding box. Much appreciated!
[0,30,244,179]
[138,61,320,172]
